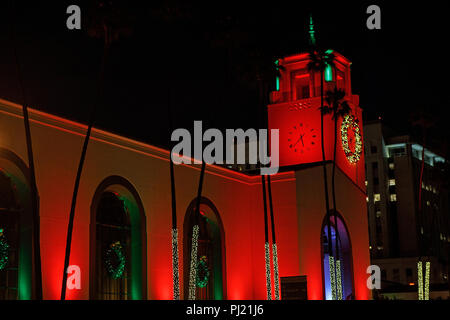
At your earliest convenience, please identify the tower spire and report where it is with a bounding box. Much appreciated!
[308,14,317,47]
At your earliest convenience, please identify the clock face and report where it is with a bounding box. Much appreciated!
[287,122,318,154]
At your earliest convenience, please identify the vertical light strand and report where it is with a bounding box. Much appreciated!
[417,261,424,300]
[329,255,336,300]
[171,228,180,300]
[424,261,430,300]
[335,259,343,300]
[272,243,280,300]
[265,242,272,300]
[188,225,199,300]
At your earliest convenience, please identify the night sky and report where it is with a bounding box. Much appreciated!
[0,1,449,154]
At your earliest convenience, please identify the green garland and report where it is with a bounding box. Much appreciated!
[0,228,9,271]
[105,241,126,280]
[341,114,362,164]
[196,255,210,288]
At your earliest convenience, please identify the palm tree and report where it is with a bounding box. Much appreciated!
[323,87,351,300]
[261,175,272,300]
[10,1,43,299]
[60,1,133,300]
[187,161,206,300]
[410,110,435,300]
[267,175,280,299]
[307,47,337,299]
[167,88,180,300]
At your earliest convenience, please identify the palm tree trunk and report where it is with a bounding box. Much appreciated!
[320,70,335,300]
[167,89,180,300]
[331,115,343,300]
[261,175,272,300]
[22,103,43,300]
[10,2,43,298]
[60,36,109,300]
[267,175,280,300]
[188,161,206,300]
[417,131,429,300]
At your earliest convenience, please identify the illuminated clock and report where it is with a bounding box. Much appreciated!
[341,114,362,164]
[287,122,318,154]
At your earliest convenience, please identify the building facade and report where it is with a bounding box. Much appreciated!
[364,120,450,298]
[0,49,370,300]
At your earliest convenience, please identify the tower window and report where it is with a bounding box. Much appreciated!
[293,73,310,100]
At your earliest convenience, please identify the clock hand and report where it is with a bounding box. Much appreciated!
[300,134,305,147]
[292,136,302,148]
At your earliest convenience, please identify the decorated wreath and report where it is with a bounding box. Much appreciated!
[105,241,126,279]
[196,255,210,288]
[0,228,9,271]
[341,114,362,164]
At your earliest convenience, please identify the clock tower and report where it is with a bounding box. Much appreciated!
[268,46,370,299]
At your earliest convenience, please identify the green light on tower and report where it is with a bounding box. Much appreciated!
[275,60,280,91]
[325,63,333,82]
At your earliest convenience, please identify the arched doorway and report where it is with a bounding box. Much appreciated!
[183,197,226,300]
[0,149,36,300]
[0,170,20,299]
[90,176,147,300]
[321,212,354,300]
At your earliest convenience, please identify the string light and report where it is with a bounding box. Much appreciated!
[341,114,362,164]
[417,261,423,300]
[196,255,210,288]
[424,261,430,300]
[272,243,280,300]
[329,255,337,300]
[171,228,180,300]
[336,259,343,300]
[188,225,199,300]
[0,228,9,271]
[265,242,272,300]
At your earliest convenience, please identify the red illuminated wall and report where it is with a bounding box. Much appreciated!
[269,51,370,300]
[0,46,371,302]
[268,51,365,190]
[0,98,302,300]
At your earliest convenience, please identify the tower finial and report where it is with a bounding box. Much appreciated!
[308,14,316,47]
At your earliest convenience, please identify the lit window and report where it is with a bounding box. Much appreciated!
[369,246,372,250]
[389,179,396,186]
[365,180,368,186]
[390,194,397,202]
[433,187,437,194]
[377,246,383,250]
[422,182,425,189]
[366,196,369,202]
[376,211,382,218]
[389,163,395,170]
[421,227,424,235]
[374,194,381,202]
[426,201,430,206]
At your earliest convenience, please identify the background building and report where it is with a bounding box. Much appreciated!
[364,120,450,299]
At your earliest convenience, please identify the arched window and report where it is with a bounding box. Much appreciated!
[0,171,20,300]
[322,213,354,300]
[0,149,36,300]
[183,198,226,300]
[90,176,147,300]
[94,192,131,299]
